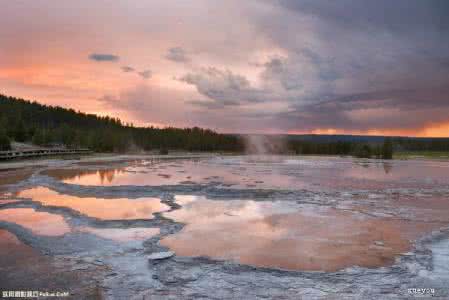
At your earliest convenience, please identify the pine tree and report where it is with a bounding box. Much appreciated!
[0,129,11,151]
[32,129,46,146]
[382,138,393,159]
[13,119,28,142]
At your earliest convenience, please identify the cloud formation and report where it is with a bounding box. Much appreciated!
[1,0,449,135]
[88,53,119,62]
[138,70,152,79]
[165,47,190,63]
[277,87,449,132]
[99,85,196,127]
[181,48,340,111]
[180,67,270,107]
[121,66,135,72]
[174,0,449,134]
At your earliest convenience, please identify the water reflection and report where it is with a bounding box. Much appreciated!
[43,168,127,185]
[0,199,22,205]
[161,196,440,271]
[383,162,393,174]
[0,207,160,242]
[0,208,70,236]
[17,187,170,220]
[43,157,449,190]
[0,167,35,187]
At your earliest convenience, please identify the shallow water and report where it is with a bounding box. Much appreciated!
[0,206,159,243]
[17,186,170,220]
[44,156,449,191]
[0,208,70,236]
[160,195,441,271]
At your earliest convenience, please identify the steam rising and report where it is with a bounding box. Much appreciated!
[243,135,287,155]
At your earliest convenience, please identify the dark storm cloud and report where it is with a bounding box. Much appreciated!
[180,67,271,106]
[183,48,341,110]
[165,47,190,63]
[279,0,449,34]
[188,99,241,110]
[274,0,449,132]
[182,0,449,132]
[277,86,449,132]
[88,53,120,62]
[261,57,303,90]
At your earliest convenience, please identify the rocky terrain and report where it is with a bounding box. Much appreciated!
[1,155,448,299]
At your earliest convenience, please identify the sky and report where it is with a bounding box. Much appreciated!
[1,0,449,136]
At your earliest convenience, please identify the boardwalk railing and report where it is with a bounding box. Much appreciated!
[0,148,92,160]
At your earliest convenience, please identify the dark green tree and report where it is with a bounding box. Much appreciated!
[353,144,372,158]
[32,129,46,146]
[13,119,28,142]
[60,124,77,147]
[382,138,393,159]
[0,129,11,151]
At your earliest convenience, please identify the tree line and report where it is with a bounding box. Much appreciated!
[0,94,243,153]
[1,93,448,159]
[288,139,394,159]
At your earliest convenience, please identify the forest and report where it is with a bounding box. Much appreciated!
[0,94,243,153]
[288,139,394,159]
[2,93,449,159]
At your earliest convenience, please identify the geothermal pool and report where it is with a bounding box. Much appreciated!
[44,156,449,190]
[1,155,449,299]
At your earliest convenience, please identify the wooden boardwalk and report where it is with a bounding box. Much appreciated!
[0,148,92,160]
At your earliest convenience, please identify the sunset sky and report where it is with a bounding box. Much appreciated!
[1,0,449,136]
